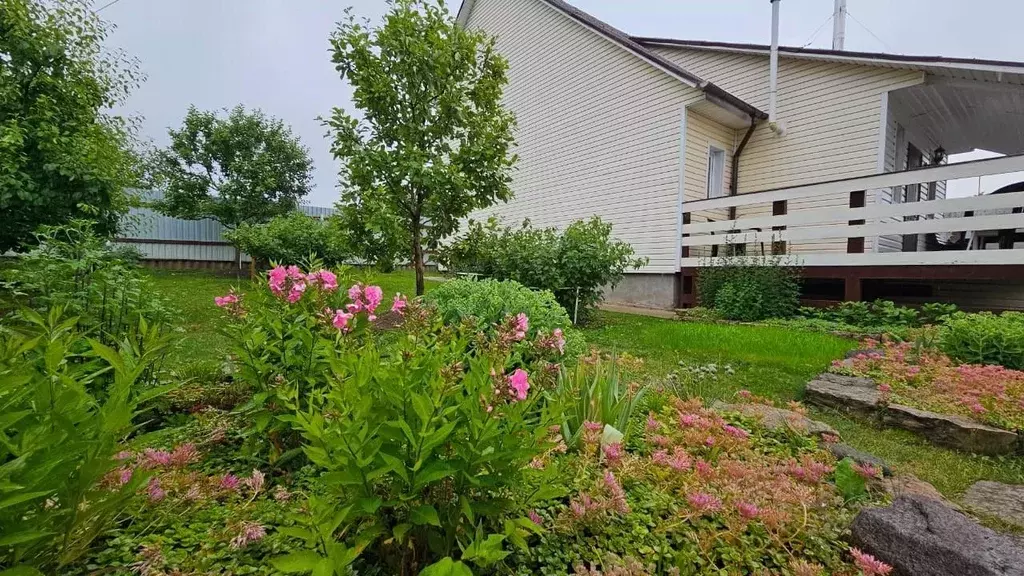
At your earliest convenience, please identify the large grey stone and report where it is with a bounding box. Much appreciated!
[827,442,893,477]
[711,401,838,438]
[964,482,1024,529]
[804,373,880,415]
[883,404,1020,456]
[851,495,1024,576]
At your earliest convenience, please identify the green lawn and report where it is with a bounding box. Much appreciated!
[147,269,1022,501]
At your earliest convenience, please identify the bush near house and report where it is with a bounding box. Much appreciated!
[940,311,1024,371]
[798,300,959,330]
[439,217,647,323]
[696,255,801,321]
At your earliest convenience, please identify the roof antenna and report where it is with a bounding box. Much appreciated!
[768,0,786,136]
[832,0,847,50]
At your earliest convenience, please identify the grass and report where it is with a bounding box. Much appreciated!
[145,269,1023,503]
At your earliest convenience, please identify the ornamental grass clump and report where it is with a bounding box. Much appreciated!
[835,338,1024,431]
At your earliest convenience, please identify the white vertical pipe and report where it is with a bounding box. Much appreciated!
[832,0,847,50]
[769,0,780,125]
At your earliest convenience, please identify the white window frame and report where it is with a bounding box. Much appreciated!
[706,146,726,199]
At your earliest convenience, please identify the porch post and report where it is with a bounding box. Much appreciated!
[844,275,862,302]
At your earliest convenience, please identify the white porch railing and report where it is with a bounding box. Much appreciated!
[681,154,1024,268]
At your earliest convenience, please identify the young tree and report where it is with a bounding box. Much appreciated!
[325,0,517,295]
[155,105,314,265]
[0,0,143,252]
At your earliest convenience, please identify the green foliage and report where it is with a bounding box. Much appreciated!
[696,255,800,321]
[797,300,960,332]
[325,0,518,294]
[833,458,868,502]
[556,357,647,450]
[0,308,171,572]
[0,0,144,252]
[0,219,173,347]
[286,311,559,574]
[439,218,647,323]
[425,278,587,359]
[224,212,351,267]
[155,105,313,229]
[940,311,1024,370]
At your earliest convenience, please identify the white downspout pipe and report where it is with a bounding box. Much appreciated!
[832,0,847,50]
[768,0,786,135]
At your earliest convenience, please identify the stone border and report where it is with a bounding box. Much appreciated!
[805,373,1022,456]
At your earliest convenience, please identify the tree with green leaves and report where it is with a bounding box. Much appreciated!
[155,105,314,252]
[0,0,143,252]
[324,0,517,295]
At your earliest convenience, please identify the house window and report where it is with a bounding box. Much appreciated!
[707,147,726,199]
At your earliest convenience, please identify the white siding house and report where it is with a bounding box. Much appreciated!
[458,0,1024,310]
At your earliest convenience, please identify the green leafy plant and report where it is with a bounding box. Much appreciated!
[439,217,647,323]
[798,300,959,330]
[283,308,560,575]
[833,458,868,502]
[939,312,1024,370]
[425,278,587,360]
[225,212,351,268]
[0,308,171,572]
[557,356,647,450]
[0,0,143,252]
[325,0,518,295]
[696,255,800,321]
[0,219,173,348]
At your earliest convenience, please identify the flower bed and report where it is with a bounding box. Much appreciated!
[834,339,1024,432]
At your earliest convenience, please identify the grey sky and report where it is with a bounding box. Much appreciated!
[103,0,1024,207]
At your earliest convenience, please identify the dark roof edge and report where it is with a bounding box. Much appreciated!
[633,37,1024,71]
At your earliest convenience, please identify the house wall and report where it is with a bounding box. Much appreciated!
[464,0,707,285]
[683,110,736,258]
[651,46,925,254]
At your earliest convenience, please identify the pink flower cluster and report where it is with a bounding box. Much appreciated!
[536,327,567,355]
[230,521,267,549]
[838,338,1024,430]
[850,547,893,575]
[506,368,531,401]
[214,290,242,314]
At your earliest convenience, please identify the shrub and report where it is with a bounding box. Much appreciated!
[425,278,587,359]
[798,300,960,330]
[556,356,648,450]
[0,308,172,572]
[697,255,800,321]
[940,311,1024,370]
[0,220,173,347]
[224,211,351,267]
[439,217,647,323]
[276,298,566,574]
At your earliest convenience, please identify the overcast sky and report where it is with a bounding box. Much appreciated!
[103,0,1024,206]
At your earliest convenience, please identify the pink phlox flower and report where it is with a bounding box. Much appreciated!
[347,283,363,302]
[244,469,265,495]
[286,282,306,303]
[146,478,165,502]
[332,309,354,332]
[849,548,893,576]
[507,368,530,401]
[736,501,760,519]
[285,265,304,280]
[345,302,362,314]
[230,521,267,549]
[220,473,240,491]
[513,313,529,336]
[364,285,384,312]
[268,266,287,294]
[686,492,722,514]
[391,293,408,314]
[552,328,566,354]
[316,270,338,292]
[528,510,543,525]
[141,448,172,469]
[214,293,239,307]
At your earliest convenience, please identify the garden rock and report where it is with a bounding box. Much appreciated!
[804,373,880,414]
[711,401,838,438]
[964,481,1024,529]
[878,474,952,507]
[882,404,1020,456]
[851,495,1024,576]
[827,443,893,477]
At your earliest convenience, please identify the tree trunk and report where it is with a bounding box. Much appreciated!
[411,216,425,296]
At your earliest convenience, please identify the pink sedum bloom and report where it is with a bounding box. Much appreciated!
[528,510,543,526]
[507,369,530,400]
[169,444,199,468]
[147,478,165,503]
[220,473,240,492]
[230,521,267,549]
[686,492,722,514]
[849,548,893,576]
[141,448,172,469]
[736,501,760,519]
[603,442,623,466]
[244,469,265,495]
